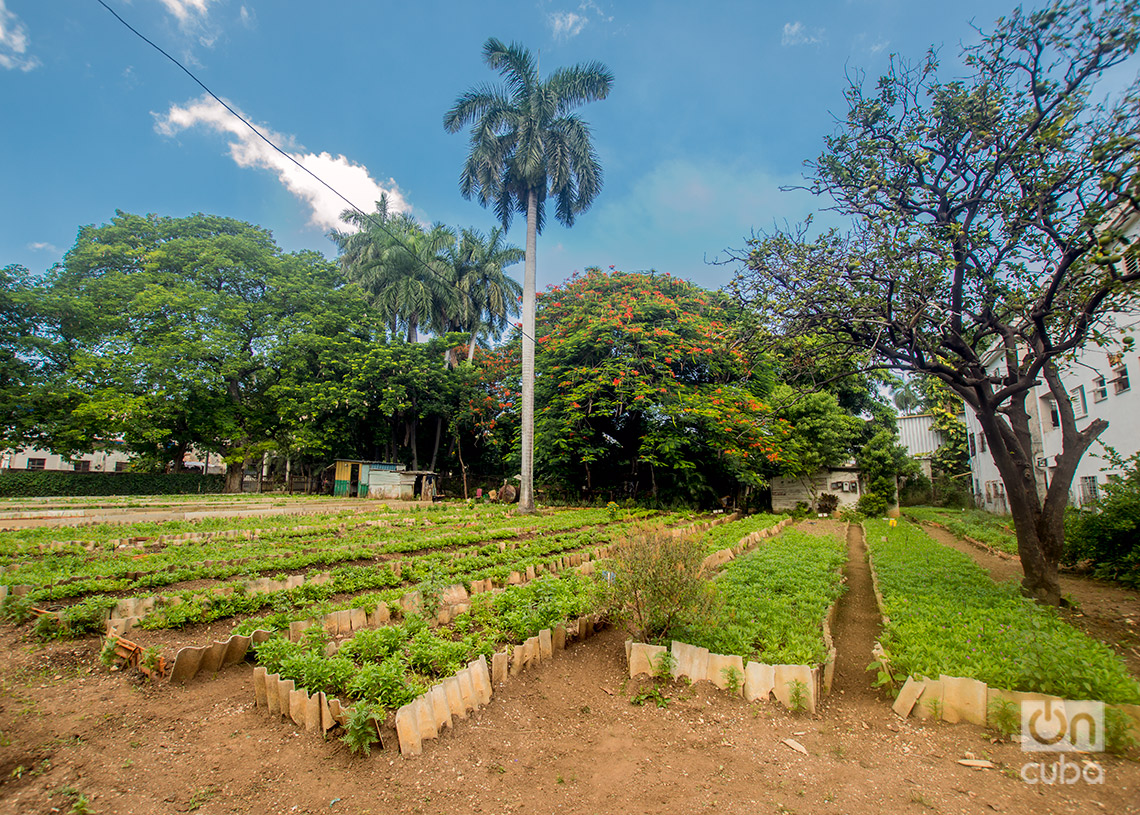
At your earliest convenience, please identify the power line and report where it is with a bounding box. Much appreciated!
[93,0,534,346]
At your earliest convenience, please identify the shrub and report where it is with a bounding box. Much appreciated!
[341,701,382,757]
[816,493,840,514]
[1063,454,1140,588]
[348,657,422,710]
[603,526,716,643]
[856,493,888,518]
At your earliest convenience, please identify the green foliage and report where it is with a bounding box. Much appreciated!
[675,529,846,664]
[341,701,382,757]
[1,594,33,624]
[903,507,1019,555]
[99,637,119,668]
[1105,707,1138,755]
[348,658,422,709]
[603,527,716,643]
[0,472,224,497]
[856,429,913,513]
[1064,453,1140,587]
[866,519,1140,703]
[722,665,744,695]
[653,649,677,679]
[816,493,839,514]
[987,697,1020,739]
[630,684,669,708]
[787,679,809,714]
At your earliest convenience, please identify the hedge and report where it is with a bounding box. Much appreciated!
[0,471,225,497]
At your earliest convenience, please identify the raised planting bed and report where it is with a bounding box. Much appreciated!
[248,570,603,755]
[901,507,1019,556]
[864,518,1140,742]
[631,525,846,712]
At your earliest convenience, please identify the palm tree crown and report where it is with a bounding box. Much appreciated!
[443,37,613,231]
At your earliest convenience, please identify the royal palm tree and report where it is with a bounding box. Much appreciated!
[332,198,457,343]
[444,37,613,512]
[450,226,524,362]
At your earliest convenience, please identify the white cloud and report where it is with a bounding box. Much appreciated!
[869,39,889,54]
[549,11,588,40]
[239,5,255,28]
[28,241,62,255]
[154,95,410,232]
[0,0,39,71]
[781,21,825,47]
[156,0,216,25]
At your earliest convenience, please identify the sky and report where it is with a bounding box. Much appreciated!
[3,0,1028,292]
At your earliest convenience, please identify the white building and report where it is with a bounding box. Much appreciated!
[966,201,1139,511]
[770,464,864,513]
[965,311,1139,511]
[0,446,133,473]
[896,412,945,480]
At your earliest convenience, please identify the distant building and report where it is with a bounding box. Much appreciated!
[896,412,948,480]
[770,464,864,513]
[0,446,132,473]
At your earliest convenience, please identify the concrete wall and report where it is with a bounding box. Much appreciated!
[771,468,862,512]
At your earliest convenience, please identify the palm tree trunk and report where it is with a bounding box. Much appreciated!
[518,188,538,513]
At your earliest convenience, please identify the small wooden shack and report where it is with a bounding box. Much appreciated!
[332,460,437,501]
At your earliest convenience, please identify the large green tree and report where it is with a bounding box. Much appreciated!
[444,37,613,513]
[449,227,524,362]
[734,2,1140,604]
[46,211,352,491]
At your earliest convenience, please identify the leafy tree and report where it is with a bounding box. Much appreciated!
[46,211,350,491]
[733,2,1140,604]
[768,383,864,504]
[444,37,613,513]
[532,268,780,505]
[0,264,46,448]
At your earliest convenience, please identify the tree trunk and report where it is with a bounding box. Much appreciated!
[429,416,443,473]
[224,459,245,494]
[972,382,1107,606]
[457,433,468,500]
[517,188,539,514]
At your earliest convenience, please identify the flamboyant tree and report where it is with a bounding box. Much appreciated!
[733,2,1140,603]
[531,268,781,504]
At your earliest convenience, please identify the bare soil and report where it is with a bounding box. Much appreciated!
[1,519,1138,814]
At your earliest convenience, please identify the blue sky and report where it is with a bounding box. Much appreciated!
[3,0,1015,291]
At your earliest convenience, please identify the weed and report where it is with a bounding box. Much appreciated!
[830,744,846,760]
[186,787,217,811]
[341,702,382,757]
[925,698,944,720]
[722,665,743,695]
[99,637,119,668]
[69,794,94,815]
[140,646,162,675]
[1106,707,1138,755]
[986,697,1019,739]
[653,649,676,679]
[787,679,809,714]
[33,613,61,641]
[909,792,936,810]
[631,685,669,709]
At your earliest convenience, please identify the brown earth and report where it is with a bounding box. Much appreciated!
[1,520,1138,815]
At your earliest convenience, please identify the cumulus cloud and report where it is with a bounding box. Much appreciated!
[549,11,588,40]
[781,21,825,47]
[0,1,39,72]
[154,95,410,231]
[28,241,62,255]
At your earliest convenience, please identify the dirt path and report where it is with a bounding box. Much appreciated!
[922,524,1140,679]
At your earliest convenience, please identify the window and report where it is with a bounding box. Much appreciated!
[1113,364,1130,394]
[979,433,987,452]
[1045,398,1060,428]
[1069,385,1087,419]
[115,461,129,473]
[968,433,977,457]
[1093,375,1108,402]
[72,460,91,472]
[26,458,46,470]
[1079,475,1100,506]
